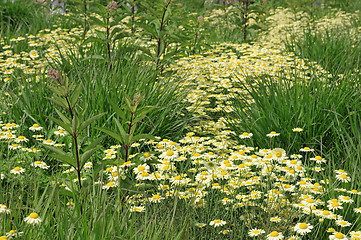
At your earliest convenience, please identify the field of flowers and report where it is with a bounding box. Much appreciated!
[1,0,361,239]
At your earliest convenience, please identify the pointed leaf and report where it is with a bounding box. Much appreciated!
[96,127,123,144]
[70,84,82,109]
[47,115,73,134]
[109,101,126,121]
[80,145,102,170]
[78,113,106,135]
[114,118,128,144]
[130,134,156,144]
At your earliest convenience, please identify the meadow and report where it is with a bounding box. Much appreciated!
[1,0,361,239]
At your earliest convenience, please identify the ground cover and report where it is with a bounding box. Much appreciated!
[1,1,361,239]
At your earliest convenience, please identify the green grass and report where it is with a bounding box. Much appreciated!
[2,1,361,239]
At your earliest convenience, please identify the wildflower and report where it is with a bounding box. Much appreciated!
[148,193,164,203]
[54,128,67,136]
[31,161,49,169]
[350,231,361,239]
[129,206,145,212]
[10,167,25,175]
[338,195,353,203]
[293,223,313,235]
[335,174,351,183]
[354,207,361,213]
[248,229,265,237]
[6,229,23,238]
[267,131,280,138]
[266,231,284,240]
[270,216,282,222]
[239,132,253,139]
[219,230,232,234]
[335,219,351,227]
[15,136,29,143]
[310,156,326,164]
[83,162,93,170]
[29,124,43,131]
[329,232,348,240]
[0,204,11,214]
[24,212,42,225]
[9,144,21,150]
[133,164,150,174]
[43,139,55,145]
[292,128,303,132]
[209,219,226,227]
[159,150,179,160]
[29,50,39,59]
[102,181,117,190]
[103,154,116,160]
[300,147,314,152]
[327,201,343,210]
[195,223,206,228]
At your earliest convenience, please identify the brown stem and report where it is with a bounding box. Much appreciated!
[106,13,112,70]
[242,0,249,41]
[156,0,172,70]
[83,0,88,37]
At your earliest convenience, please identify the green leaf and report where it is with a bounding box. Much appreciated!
[80,145,102,170]
[133,106,156,124]
[47,115,73,135]
[109,100,126,121]
[114,118,128,144]
[96,127,123,144]
[81,55,105,61]
[55,108,71,125]
[43,144,75,167]
[78,113,106,135]
[46,96,68,109]
[130,134,156,144]
[70,84,82,109]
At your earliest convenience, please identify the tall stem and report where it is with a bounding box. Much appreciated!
[242,0,249,41]
[83,0,88,37]
[156,0,172,70]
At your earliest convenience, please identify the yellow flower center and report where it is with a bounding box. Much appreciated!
[214,219,221,223]
[299,223,308,229]
[46,139,52,143]
[14,167,21,171]
[112,172,118,177]
[323,210,330,215]
[306,198,314,203]
[107,182,115,187]
[174,176,182,180]
[290,160,297,165]
[144,152,150,158]
[58,129,64,133]
[270,131,276,134]
[166,151,174,156]
[242,132,249,136]
[315,156,322,160]
[33,124,39,128]
[270,231,279,237]
[304,147,310,150]
[152,194,160,199]
[138,166,145,172]
[275,151,282,157]
[331,202,339,207]
[141,172,149,177]
[18,136,25,139]
[335,232,344,239]
[208,152,214,155]
[29,212,39,219]
[35,161,41,164]
[340,174,347,179]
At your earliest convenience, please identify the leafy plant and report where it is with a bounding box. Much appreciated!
[42,68,105,212]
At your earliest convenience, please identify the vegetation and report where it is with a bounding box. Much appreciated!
[1,0,361,239]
